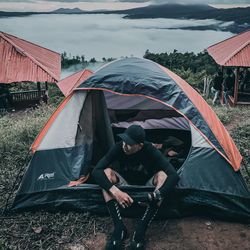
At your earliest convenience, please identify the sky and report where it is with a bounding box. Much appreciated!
[0,1,149,11]
[0,0,250,11]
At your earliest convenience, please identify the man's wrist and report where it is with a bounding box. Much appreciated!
[148,189,163,202]
[109,185,119,196]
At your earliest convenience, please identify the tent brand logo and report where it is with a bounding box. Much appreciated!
[37,172,55,181]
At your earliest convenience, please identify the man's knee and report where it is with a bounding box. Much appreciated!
[104,168,117,184]
[153,171,167,186]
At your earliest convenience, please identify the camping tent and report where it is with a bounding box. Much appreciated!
[12,58,250,221]
[57,69,92,96]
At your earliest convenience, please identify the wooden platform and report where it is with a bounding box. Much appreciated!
[229,93,250,106]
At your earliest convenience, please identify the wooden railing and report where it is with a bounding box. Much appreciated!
[0,108,8,115]
[11,90,45,102]
[0,89,47,113]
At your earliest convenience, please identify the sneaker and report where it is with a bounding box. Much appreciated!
[129,239,145,250]
[105,228,128,250]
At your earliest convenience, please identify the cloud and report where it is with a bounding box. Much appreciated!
[0,0,150,12]
[120,0,250,4]
[0,0,249,5]
[118,0,149,2]
[1,0,142,1]
[0,0,105,2]
[43,0,112,2]
[150,0,250,3]
[0,13,233,60]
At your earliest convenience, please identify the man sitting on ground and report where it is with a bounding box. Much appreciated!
[92,125,180,250]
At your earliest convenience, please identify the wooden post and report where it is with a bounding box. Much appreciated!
[221,66,225,105]
[37,82,41,92]
[206,77,212,99]
[37,82,41,102]
[203,76,212,99]
[44,82,49,104]
[234,68,239,106]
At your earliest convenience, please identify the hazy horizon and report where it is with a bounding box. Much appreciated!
[0,1,250,12]
[0,14,234,61]
[0,1,149,12]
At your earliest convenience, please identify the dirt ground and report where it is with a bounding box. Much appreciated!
[66,217,250,250]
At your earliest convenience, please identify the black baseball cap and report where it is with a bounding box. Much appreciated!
[118,125,145,145]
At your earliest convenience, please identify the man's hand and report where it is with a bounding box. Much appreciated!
[167,149,178,157]
[68,174,89,187]
[148,189,163,203]
[109,186,133,208]
[152,143,163,149]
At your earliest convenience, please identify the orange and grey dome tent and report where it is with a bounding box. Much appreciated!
[12,57,250,221]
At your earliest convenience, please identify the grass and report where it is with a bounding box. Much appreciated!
[231,121,250,187]
[0,104,57,207]
[212,105,250,187]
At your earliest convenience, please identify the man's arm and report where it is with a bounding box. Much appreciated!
[150,147,180,198]
[92,144,120,192]
[92,143,133,208]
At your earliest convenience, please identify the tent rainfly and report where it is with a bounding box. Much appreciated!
[57,69,92,96]
[12,58,250,222]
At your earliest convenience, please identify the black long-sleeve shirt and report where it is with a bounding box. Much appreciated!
[92,141,180,197]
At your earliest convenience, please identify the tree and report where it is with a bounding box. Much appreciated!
[81,55,86,64]
[143,49,219,91]
[90,58,97,63]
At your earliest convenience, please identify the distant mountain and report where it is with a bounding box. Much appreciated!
[1,4,250,33]
[119,3,250,25]
[121,3,216,18]
[0,11,35,17]
[51,8,84,14]
[47,4,215,16]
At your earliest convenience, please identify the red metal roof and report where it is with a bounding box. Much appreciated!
[207,30,250,67]
[0,31,61,84]
[57,69,92,96]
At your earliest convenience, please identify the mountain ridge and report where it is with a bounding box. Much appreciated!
[1,4,249,33]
